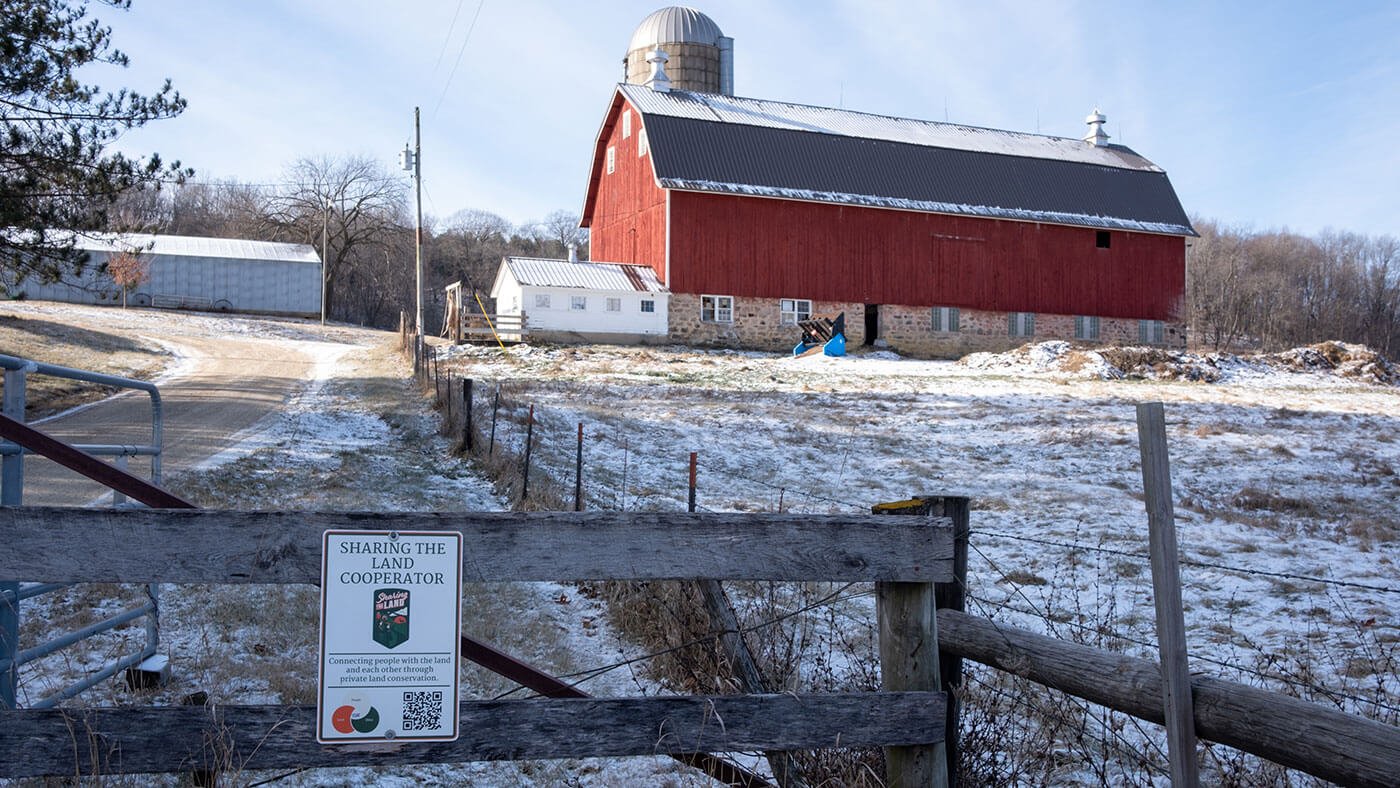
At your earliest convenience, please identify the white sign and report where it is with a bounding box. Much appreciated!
[317,530,462,744]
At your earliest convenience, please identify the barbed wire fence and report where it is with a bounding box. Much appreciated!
[410,347,1399,784]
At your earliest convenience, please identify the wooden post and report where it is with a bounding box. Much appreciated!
[521,404,534,503]
[874,498,949,788]
[574,423,584,512]
[1136,402,1200,788]
[463,379,474,452]
[928,497,968,788]
[489,388,500,456]
[445,374,453,422]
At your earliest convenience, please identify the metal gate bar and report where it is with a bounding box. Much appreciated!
[0,353,166,709]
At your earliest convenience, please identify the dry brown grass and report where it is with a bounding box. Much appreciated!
[0,308,170,418]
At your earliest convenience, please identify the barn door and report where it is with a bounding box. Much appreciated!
[864,304,880,345]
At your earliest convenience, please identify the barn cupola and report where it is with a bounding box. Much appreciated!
[624,6,734,95]
[1083,108,1110,147]
[644,49,672,92]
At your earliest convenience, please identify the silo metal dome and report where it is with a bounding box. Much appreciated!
[624,6,733,95]
[628,6,724,51]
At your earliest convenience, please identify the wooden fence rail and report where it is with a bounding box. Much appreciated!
[0,507,953,783]
[0,693,944,779]
[936,608,1400,788]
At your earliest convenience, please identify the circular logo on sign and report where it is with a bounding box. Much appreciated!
[331,694,380,734]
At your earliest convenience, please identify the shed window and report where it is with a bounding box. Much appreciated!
[1139,319,1165,344]
[1075,315,1100,340]
[606,147,615,175]
[622,110,632,139]
[779,298,812,326]
[1096,231,1111,249]
[638,127,648,157]
[606,297,622,312]
[534,294,551,309]
[701,295,733,323]
[932,306,960,333]
[640,299,655,313]
[571,296,587,311]
[1008,312,1035,337]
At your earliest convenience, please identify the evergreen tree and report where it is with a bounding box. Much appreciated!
[1,0,189,291]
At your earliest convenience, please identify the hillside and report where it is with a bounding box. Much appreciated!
[4,301,1396,784]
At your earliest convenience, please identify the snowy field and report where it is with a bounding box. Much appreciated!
[443,338,1400,783]
[5,300,1397,785]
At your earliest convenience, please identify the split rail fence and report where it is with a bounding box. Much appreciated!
[0,506,956,784]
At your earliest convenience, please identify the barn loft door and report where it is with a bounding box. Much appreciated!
[864,304,880,345]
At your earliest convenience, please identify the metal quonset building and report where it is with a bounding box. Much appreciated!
[580,7,1196,357]
[11,233,322,317]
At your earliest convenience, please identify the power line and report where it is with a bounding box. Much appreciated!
[432,0,487,119]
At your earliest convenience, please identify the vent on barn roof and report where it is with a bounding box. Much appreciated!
[645,49,672,92]
[1084,108,1110,147]
[567,242,579,263]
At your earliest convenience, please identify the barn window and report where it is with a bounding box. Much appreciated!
[638,128,648,157]
[932,306,960,333]
[779,298,812,326]
[534,294,551,309]
[571,296,587,311]
[640,299,655,313]
[1008,312,1035,337]
[1096,231,1111,249]
[606,297,622,312]
[606,147,616,175]
[701,295,733,323]
[622,110,632,139]
[1139,319,1165,344]
[1075,315,1100,340]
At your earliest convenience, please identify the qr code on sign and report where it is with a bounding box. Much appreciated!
[402,690,444,731]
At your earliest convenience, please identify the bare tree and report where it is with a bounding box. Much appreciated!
[262,156,408,322]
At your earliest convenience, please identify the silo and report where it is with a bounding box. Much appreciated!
[624,6,733,95]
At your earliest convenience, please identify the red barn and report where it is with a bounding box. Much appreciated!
[577,7,1194,356]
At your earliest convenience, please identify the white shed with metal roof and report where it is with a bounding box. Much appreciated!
[11,232,321,316]
[490,256,669,340]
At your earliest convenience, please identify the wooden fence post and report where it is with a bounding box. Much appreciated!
[521,404,534,503]
[1136,402,1200,787]
[929,497,969,788]
[463,379,474,452]
[445,374,453,422]
[574,423,584,512]
[874,498,950,788]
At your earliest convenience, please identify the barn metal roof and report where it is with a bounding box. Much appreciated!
[618,84,1195,236]
[70,232,321,264]
[502,257,668,293]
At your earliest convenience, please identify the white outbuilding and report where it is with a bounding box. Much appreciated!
[490,256,669,342]
[8,232,321,316]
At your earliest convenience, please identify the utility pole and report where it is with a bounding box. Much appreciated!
[320,196,329,326]
[401,107,424,336]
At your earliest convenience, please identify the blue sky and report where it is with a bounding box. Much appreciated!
[96,1,1399,237]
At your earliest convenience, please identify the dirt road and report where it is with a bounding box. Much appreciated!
[18,334,323,506]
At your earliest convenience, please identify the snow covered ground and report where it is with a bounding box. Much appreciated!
[444,339,1400,783]
[7,300,1397,785]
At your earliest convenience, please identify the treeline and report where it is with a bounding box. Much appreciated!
[1188,220,1399,358]
[109,155,587,332]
